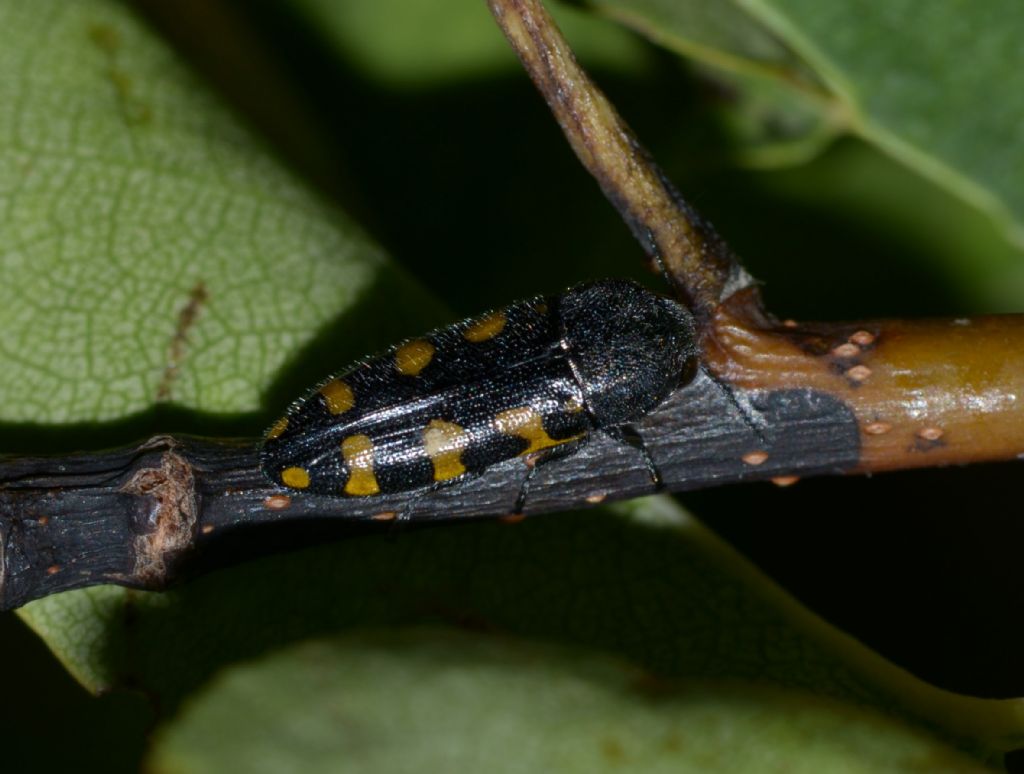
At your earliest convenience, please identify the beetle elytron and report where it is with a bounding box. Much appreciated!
[260,279,698,512]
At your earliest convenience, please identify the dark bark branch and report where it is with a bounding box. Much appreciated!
[1,372,861,610]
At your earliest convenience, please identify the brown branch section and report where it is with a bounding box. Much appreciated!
[487,0,754,317]
[708,295,1024,472]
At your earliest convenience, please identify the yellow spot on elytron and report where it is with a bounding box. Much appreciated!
[320,379,355,415]
[534,302,549,315]
[395,339,435,376]
[342,434,380,496]
[267,417,288,439]
[423,419,469,481]
[281,466,310,489]
[494,406,582,456]
[463,311,507,343]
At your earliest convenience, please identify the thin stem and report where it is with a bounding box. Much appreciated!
[487,0,754,318]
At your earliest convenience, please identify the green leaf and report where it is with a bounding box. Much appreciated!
[21,498,1024,762]
[289,0,648,86]
[0,0,433,427]
[590,0,1024,248]
[586,0,798,74]
[740,0,1024,249]
[714,139,1024,313]
[149,630,990,774]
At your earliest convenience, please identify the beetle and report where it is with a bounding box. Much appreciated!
[260,278,698,514]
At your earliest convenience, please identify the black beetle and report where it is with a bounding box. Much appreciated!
[260,278,697,512]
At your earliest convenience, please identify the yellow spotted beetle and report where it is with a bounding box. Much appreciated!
[260,278,698,513]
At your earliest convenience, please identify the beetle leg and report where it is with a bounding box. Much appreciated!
[394,469,486,525]
[512,437,589,516]
[603,424,663,489]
